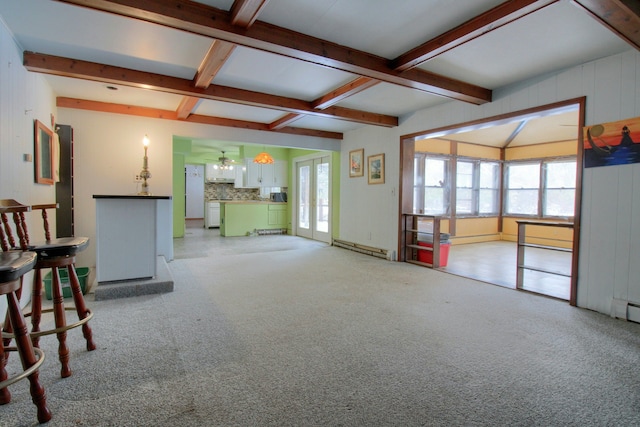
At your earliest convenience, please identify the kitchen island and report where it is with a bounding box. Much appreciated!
[220,201,288,236]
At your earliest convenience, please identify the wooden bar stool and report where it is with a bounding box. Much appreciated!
[0,250,52,424]
[1,200,96,378]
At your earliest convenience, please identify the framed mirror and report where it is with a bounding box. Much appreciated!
[34,119,54,185]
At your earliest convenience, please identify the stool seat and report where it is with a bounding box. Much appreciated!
[0,250,52,424]
[29,236,89,258]
[0,252,37,283]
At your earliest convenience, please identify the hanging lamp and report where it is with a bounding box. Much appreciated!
[253,150,274,164]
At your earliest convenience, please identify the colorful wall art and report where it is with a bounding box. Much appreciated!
[583,116,640,168]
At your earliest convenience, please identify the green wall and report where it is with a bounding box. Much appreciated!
[172,142,340,240]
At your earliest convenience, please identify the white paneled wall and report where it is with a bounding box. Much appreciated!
[342,49,640,317]
[1,18,58,313]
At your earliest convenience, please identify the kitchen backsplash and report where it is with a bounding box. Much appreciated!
[205,183,288,201]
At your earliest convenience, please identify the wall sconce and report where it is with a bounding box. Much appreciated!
[138,134,152,196]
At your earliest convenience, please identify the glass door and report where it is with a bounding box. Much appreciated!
[296,156,330,243]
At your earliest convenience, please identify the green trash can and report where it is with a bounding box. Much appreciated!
[43,267,89,300]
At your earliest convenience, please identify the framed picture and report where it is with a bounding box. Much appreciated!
[368,153,385,184]
[34,119,54,185]
[349,148,364,177]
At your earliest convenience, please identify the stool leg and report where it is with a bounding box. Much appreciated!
[51,267,72,378]
[6,291,52,423]
[30,269,43,348]
[0,327,10,405]
[67,265,96,351]
[1,277,22,353]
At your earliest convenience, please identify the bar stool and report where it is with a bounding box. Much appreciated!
[1,200,96,378]
[0,250,52,424]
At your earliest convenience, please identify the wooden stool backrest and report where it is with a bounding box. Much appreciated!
[0,199,30,251]
[0,200,58,251]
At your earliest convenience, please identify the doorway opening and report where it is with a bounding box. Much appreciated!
[185,164,205,229]
[399,98,585,305]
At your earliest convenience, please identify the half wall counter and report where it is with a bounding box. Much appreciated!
[93,195,173,283]
[220,201,288,237]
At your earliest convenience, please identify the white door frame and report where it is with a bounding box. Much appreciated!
[291,152,332,243]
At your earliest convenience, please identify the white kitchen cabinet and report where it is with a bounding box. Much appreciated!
[205,163,235,182]
[234,163,247,187]
[205,202,221,228]
[273,160,288,187]
[244,159,287,187]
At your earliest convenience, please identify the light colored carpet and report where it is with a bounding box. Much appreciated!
[2,230,639,426]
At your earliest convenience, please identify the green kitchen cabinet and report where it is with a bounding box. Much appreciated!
[220,202,287,236]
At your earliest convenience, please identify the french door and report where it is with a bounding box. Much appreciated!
[296,156,331,243]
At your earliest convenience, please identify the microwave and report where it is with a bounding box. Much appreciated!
[270,192,287,203]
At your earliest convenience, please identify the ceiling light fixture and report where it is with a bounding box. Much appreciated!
[215,151,234,170]
[253,148,274,164]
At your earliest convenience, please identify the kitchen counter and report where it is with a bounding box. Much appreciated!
[93,195,173,282]
[220,201,288,236]
[215,200,286,204]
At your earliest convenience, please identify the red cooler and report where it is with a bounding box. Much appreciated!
[417,234,450,266]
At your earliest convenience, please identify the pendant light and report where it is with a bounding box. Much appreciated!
[253,148,274,164]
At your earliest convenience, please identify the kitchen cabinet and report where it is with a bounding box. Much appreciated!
[220,201,287,236]
[268,204,287,226]
[234,163,246,187]
[273,161,288,187]
[205,163,235,182]
[244,159,288,187]
[205,202,220,228]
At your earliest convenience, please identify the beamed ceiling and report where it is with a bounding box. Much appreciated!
[1,0,638,154]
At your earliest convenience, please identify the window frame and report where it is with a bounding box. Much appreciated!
[455,157,501,217]
[414,153,451,216]
[503,156,576,219]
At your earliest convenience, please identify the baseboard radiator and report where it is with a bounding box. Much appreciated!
[611,299,640,324]
[256,228,287,235]
[332,239,395,261]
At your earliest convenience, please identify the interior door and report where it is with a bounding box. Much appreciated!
[296,156,331,243]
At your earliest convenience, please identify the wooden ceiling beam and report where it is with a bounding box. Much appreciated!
[271,77,379,130]
[194,40,236,88]
[392,0,559,71]
[230,0,270,28]
[571,0,640,51]
[269,113,304,130]
[177,39,237,119]
[176,96,200,119]
[57,97,343,139]
[25,52,397,127]
[53,0,492,104]
[311,77,379,109]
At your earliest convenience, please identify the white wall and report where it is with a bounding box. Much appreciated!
[341,49,640,317]
[1,18,57,313]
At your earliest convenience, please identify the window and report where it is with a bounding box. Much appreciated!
[505,163,540,215]
[544,161,576,217]
[414,154,499,217]
[456,159,500,216]
[456,161,474,215]
[504,158,576,218]
[414,155,450,215]
[479,162,500,215]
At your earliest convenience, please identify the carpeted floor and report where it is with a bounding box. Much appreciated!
[2,230,640,426]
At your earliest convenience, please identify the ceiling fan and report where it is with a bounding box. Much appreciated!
[214,151,235,170]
